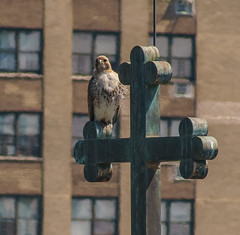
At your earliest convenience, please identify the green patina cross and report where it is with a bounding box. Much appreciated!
[74,46,218,235]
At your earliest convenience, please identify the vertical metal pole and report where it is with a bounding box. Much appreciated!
[153,0,156,46]
[146,1,161,234]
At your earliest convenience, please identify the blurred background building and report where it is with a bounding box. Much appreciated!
[0,0,239,235]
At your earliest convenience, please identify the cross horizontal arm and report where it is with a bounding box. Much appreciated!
[74,135,218,165]
[146,137,183,162]
[74,138,131,164]
[74,137,183,165]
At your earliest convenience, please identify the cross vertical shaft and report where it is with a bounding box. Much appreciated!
[146,85,161,235]
[130,48,147,235]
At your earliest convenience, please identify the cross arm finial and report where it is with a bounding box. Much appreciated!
[178,117,218,179]
[74,121,114,182]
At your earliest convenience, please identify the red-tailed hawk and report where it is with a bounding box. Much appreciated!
[88,55,127,129]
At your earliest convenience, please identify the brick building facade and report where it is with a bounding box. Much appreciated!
[0,0,239,235]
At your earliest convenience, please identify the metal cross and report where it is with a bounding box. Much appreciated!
[74,46,218,235]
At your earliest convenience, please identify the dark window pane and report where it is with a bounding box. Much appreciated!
[0,145,15,155]
[0,31,15,50]
[0,197,40,235]
[150,36,168,57]
[19,31,40,52]
[73,33,92,54]
[0,114,15,135]
[0,113,41,157]
[18,53,40,71]
[0,53,16,71]
[0,141,16,156]
[169,223,190,235]
[72,115,89,151]
[171,37,192,58]
[170,202,191,222]
[71,221,91,235]
[18,198,39,219]
[94,200,116,220]
[96,35,117,55]
[0,197,15,218]
[161,223,167,235]
[161,201,167,222]
[17,219,38,235]
[71,199,92,220]
[0,220,15,235]
[16,135,40,156]
[72,54,91,75]
[160,119,168,137]
[94,221,115,235]
[107,55,117,71]
[72,116,89,139]
[0,135,14,144]
[169,120,181,137]
[18,114,40,135]
[0,30,41,73]
[17,135,39,148]
[172,59,191,78]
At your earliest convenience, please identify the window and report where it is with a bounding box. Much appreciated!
[72,114,119,153]
[72,114,89,151]
[72,32,119,75]
[0,113,41,157]
[71,198,118,235]
[0,30,42,73]
[0,196,41,235]
[161,200,194,235]
[160,118,181,137]
[149,35,195,81]
[174,82,194,98]
[175,0,195,16]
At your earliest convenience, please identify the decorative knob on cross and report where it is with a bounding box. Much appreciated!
[178,117,218,179]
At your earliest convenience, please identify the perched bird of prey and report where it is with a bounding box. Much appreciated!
[88,55,127,129]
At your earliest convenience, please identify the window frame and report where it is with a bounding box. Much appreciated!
[72,31,120,75]
[160,118,182,137]
[149,34,195,81]
[0,28,43,74]
[72,113,120,153]
[0,196,42,235]
[161,199,194,235]
[0,112,42,157]
[71,197,119,235]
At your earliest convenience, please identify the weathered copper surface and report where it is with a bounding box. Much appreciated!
[74,46,218,235]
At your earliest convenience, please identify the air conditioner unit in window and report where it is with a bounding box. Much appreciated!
[175,0,195,16]
[174,82,194,98]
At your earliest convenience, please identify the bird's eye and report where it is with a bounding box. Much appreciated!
[104,59,107,62]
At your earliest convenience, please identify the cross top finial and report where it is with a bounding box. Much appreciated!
[119,46,172,86]
[130,46,160,65]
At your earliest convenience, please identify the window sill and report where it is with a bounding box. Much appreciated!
[72,75,91,81]
[0,72,43,80]
[171,78,194,84]
[0,156,42,162]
